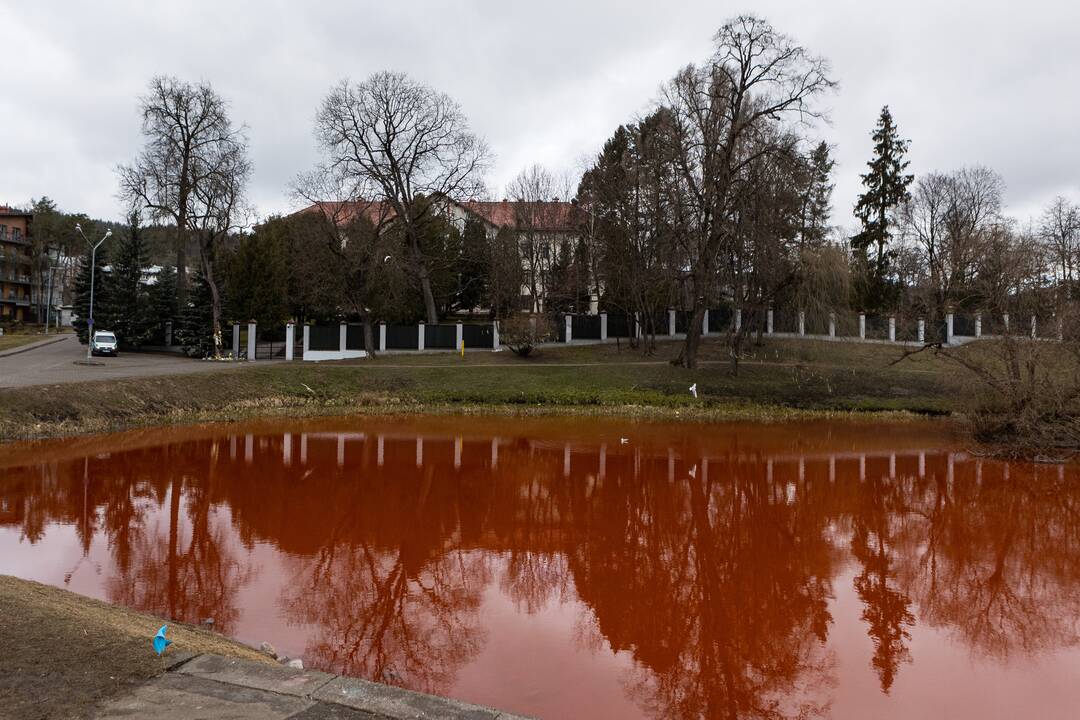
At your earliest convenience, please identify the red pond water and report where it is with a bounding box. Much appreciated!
[1,416,1078,719]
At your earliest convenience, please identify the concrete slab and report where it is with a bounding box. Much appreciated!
[313,676,530,720]
[94,672,314,719]
[288,701,382,719]
[177,653,336,699]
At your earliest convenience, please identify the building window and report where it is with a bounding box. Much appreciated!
[0,225,7,242]
[10,228,20,243]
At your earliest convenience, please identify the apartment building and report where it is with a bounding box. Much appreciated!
[0,206,33,323]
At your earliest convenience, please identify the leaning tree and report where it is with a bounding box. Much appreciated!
[310,71,490,324]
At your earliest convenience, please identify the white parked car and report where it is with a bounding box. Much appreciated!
[90,331,119,357]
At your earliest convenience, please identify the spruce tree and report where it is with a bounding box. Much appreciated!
[852,106,913,308]
[800,141,835,247]
[147,264,178,344]
[71,247,112,344]
[175,273,217,358]
[109,214,152,348]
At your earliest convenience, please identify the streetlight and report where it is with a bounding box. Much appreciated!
[75,223,112,361]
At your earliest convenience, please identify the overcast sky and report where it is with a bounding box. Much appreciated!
[2,0,1078,230]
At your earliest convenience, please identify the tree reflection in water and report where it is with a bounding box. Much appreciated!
[1,422,1078,720]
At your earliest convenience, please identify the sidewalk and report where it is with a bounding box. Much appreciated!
[94,653,533,720]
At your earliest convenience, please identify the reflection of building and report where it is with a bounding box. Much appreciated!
[0,206,33,322]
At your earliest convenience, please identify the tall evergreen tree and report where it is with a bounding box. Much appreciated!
[454,215,490,313]
[147,264,178,344]
[799,141,835,248]
[109,214,153,347]
[71,247,112,343]
[175,273,217,358]
[852,107,913,308]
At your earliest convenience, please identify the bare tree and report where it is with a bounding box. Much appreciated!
[1039,196,1080,289]
[118,77,247,303]
[663,15,835,368]
[505,164,575,313]
[313,71,491,323]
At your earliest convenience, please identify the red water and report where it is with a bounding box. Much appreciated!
[1,416,1079,719]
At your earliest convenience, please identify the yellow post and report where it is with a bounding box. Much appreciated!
[460,339,465,358]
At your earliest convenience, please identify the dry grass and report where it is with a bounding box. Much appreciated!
[0,575,271,720]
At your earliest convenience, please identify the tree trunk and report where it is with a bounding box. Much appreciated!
[201,248,223,358]
[405,224,438,324]
[679,305,706,369]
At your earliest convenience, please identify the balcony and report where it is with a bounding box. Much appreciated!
[2,295,30,306]
[0,233,30,247]
[0,272,31,285]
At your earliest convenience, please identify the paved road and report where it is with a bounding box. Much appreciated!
[0,335,272,389]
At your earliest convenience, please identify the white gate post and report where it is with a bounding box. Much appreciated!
[702,309,710,337]
[797,310,805,336]
[247,322,256,361]
[1030,315,1037,339]
[859,313,866,340]
[829,312,836,338]
[1003,313,1010,333]
[600,312,608,341]
[975,313,982,338]
[735,308,742,333]
[456,322,463,351]
[668,309,676,337]
[303,324,310,357]
[565,314,573,343]
[888,316,896,342]
[164,321,173,347]
[918,318,925,344]
[492,320,499,349]
[418,322,425,351]
[767,308,774,334]
[232,324,240,358]
[379,322,386,352]
[285,323,295,361]
[339,321,347,356]
[946,312,954,344]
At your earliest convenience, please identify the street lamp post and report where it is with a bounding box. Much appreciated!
[75,224,112,361]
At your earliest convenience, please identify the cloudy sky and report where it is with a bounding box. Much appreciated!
[2,0,1078,229]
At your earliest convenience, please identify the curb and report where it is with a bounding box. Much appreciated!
[0,335,69,358]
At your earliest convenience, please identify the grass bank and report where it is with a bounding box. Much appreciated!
[0,338,965,441]
[0,575,272,720]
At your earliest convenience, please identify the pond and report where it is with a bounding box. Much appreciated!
[1,416,1078,719]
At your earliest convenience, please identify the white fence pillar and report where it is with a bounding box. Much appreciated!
[946,313,954,344]
[888,316,896,342]
[247,322,256,361]
[828,312,836,338]
[702,309,710,337]
[164,321,173,347]
[668,309,676,337]
[232,324,240,358]
[858,313,866,340]
[418,322,425,351]
[456,322,463,351]
[303,325,310,357]
[339,321,347,354]
[975,314,982,338]
[1030,315,1037,339]
[379,322,387,352]
[1003,313,1010,333]
[767,308,774,334]
[918,318,925,343]
[600,312,608,341]
[797,310,805,336]
[735,309,742,333]
[565,314,573,343]
[492,320,500,349]
[285,323,295,361]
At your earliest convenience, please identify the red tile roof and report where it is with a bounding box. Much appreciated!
[458,200,581,232]
[292,201,396,228]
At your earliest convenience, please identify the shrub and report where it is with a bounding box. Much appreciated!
[500,314,556,358]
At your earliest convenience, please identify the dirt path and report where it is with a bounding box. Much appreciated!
[0,575,271,720]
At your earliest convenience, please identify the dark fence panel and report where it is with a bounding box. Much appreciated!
[606,313,636,338]
[346,324,365,350]
[865,315,889,340]
[555,316,567,342]
[463,324,494,348]
[425,324,457,349]
[572,314,602,339]
[309,325,340,351]
[708,306,733,333]
[675,310,694,334]
[743,307,767,334]
[386,324,419,350]
[773,310,798,333]
[954,314,976,337]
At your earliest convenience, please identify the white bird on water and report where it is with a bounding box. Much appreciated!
[689,383,698,399]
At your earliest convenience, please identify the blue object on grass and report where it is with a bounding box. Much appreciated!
[153,625,171,656]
